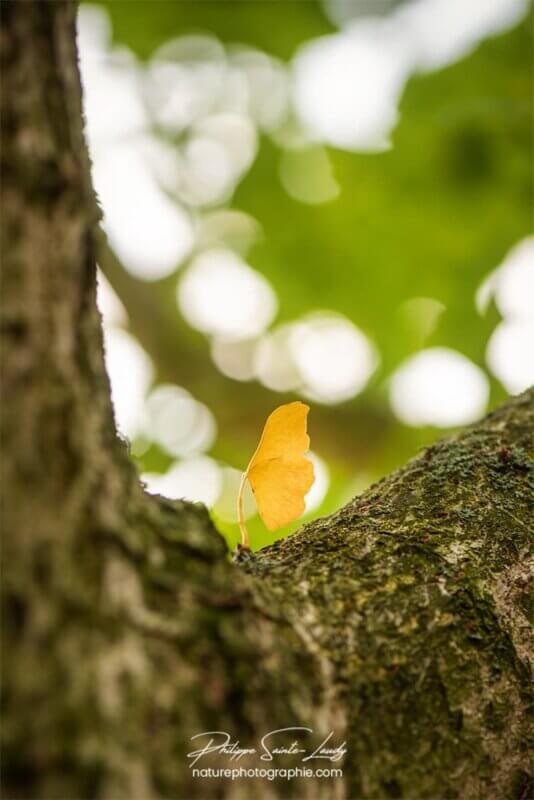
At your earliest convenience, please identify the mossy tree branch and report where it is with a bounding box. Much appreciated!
[1,3,532,800]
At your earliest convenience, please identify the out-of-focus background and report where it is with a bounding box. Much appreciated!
[78,0,533,550]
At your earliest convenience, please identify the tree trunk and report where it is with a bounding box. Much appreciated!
[1,3,532,799]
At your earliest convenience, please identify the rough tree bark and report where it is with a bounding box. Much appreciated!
[1,3,532,800]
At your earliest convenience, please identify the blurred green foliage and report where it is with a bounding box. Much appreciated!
[88,1,532,550]
[93,0,334,60]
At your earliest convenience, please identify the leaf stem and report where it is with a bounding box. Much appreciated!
[237,471,249,549]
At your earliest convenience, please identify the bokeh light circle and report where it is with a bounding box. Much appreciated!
[390,347,489,427]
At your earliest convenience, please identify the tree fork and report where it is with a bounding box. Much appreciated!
[1,3,532,799]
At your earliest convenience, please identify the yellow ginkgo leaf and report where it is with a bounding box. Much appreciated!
[237,401,315,548]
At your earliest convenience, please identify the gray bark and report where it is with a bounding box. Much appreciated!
[1,3,532,799]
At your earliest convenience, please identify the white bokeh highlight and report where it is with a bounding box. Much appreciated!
[93,142,194,280]
[390,347,489,427]
[177,249,278,339]
[142,456,222,505]
[293,0,528,152]
[293,22,411,151]
[212,467,256,522]
[103,327,154,439]
[144,384,216,458]
[396,0,529,72]
[251,314,378,402]
[477,238,534,393]
[173,114,258,207]
[211,337,258,382]
[229,47,290,132]
[304,451,329,514]
[289,314,378,403]
[96,270,128,328]
[78,8,147,145]
[476,238,534,319]
[79,9,195,281]
[146,35,226,133]
[494,238,534,320]
[254,325,302,392]
[486,320,534,394]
